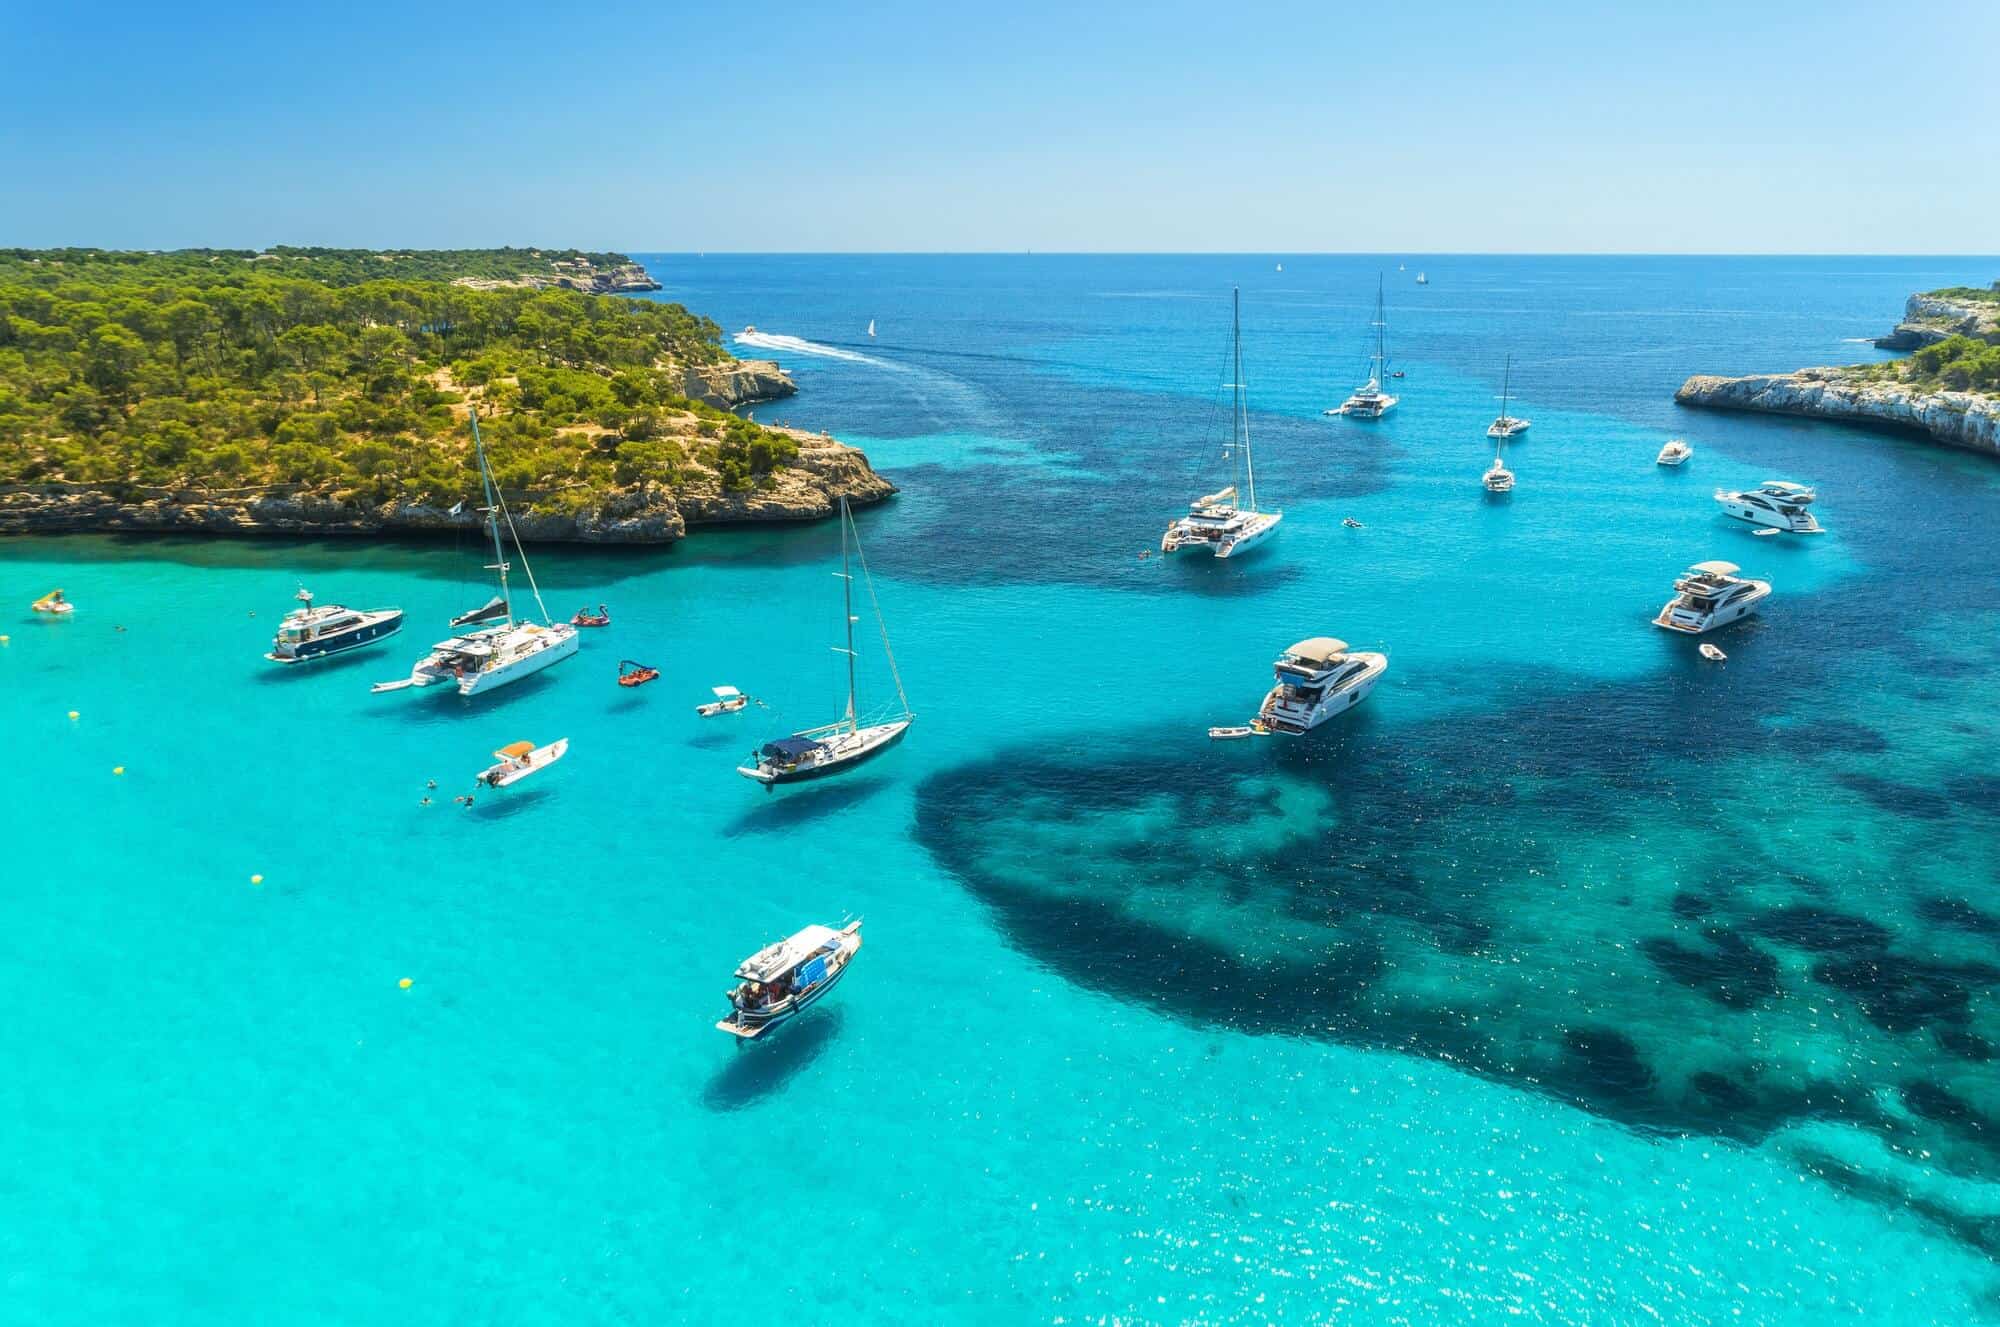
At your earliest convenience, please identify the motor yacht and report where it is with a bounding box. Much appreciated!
[266,587,402,664]
[1653,561,1771,634]
[1715,480,1822,533]
[1162,288,1282,559]
[717,920,863,1039]
[1656,439,1693,467]
[1254,637,1388,734]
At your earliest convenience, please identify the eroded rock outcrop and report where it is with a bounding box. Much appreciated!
[1873,288,2000,350]
[680,358,797,409]
[1676,369,2000,456]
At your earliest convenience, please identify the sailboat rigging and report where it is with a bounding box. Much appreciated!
[1487,353,1530,439]
[1328,274,1398,418]
[1160,288,1282,559]
[738,497,913,788]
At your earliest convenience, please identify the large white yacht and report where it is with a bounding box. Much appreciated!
[1162,288,1282,559]
[1254,637,1388,734]
[1327,275,1397,419]
[1653,560,1771,634]
[373,413,579,697]
[1714,480,1822,533]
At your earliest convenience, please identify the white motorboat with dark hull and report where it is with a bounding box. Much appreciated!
[266,588,402,664]
[1486,354,1530,439]
[1715,480,1822,533]
[1327,275,1398,418]
[717,920,863,1039]
[1656,439,1693,467]
[1653,560,1771,634]
[1254,637,1388,735]
[739,497,914,789]
[1162,288,1282,559]
[374,412,579,697]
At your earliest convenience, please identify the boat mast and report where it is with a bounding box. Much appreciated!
[1234,286,1257,513]
[1372,272,1386,385]
[468,408,512,625]
[1499,353,1512,423]
[841,497,857,730]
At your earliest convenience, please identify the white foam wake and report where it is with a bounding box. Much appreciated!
[732,331,895,369]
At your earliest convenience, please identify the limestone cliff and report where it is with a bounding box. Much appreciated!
[452,257,663,295]
[680,358,797,409]
[1873,286,2000,350]
[1675,369,2000,457]
[0,431,894,544]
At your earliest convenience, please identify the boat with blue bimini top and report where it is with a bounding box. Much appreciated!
[266,587,402,664]
[717,920,863,1039]
[738,497,913,789]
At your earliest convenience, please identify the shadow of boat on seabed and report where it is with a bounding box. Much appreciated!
[700,1007,846,1113]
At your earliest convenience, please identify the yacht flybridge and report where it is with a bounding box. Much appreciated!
[372,412,579,697]
[1328,275,1398,419]
[1653,560,1771,634]
[738,498,913,788]
[1162,288,1282,559]
[266,587,402,664]
[1487,354,1530,439]
[1715,480,1823,533]
[1254,637,1388,734]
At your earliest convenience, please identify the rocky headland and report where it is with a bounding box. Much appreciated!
[682,358,797,408]
[0,431,894,545]
[1676,282,2000,456]
[452,256,662,295]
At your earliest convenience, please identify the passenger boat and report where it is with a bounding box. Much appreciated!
[1714,480,1823,534]
[31,589,73,616]
[697,685,750,716]
[1486,354,1530,439]
[266,587,402,664]
[1656,438,1693,467]
[1327,274,1398,418]
[717,920,863,1039]
[571,605,610,627]
[475,738,568,788]
[373,412,579,697]
[738,498,913,788]
[617,659,660,688]
[1653,560,1771,634]
[1255,637,1388,734]
[1161,288,1282,559]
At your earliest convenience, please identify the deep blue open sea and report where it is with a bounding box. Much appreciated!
[6,255,2000,1324]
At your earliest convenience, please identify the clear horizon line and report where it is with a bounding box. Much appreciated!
[616,250,2000,260]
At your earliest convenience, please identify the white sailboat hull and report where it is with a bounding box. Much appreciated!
[738,718,913,785]
[1214,511,1281,558]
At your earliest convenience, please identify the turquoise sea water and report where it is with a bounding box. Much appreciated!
[6,255,2000,1324]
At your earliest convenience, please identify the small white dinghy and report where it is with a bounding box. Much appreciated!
[1699,644,1727,662]
[1208,725,1257,740]
[1752,527,1783,537]
[696,685,750,717]
[475,738,569,788]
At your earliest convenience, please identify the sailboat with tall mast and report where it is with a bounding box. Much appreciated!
[1328,274,1398,418]
[372,410,579,697]
[738,497,913,788]
[1487,354,1531,439]
[1161,288,1282,559]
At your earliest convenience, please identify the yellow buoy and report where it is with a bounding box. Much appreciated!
[112,766,125,775]
[67,710,79,720]
[250,874,264,885]
[398,977,413,989]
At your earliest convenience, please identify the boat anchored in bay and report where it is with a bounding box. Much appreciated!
[1715,480,1823,534]
[1487,354,1530,439]
[266,587,402,664]
[1653,560,1771,634]
[717,920,863,1039]
[738,498,912,788]
[373,412,579,698]
[1161,288,1282,559]
[1253,637,1388,734]
[1657,439,1693,467]
[1327,274,1398,419]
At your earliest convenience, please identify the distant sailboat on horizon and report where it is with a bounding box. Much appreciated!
[866,318,876,338]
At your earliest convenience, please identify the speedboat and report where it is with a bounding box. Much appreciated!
[1653,561,1771,634]
[1483,456,1515,493]
[697,685,750,716]
[1254,637,1388,735]
[1715,480,1822,533]
[739,498,914,789]
[1656,439,1693,467]
[266,587,402,664]
[475,737,568,788]
[1161,288,1282,560]
[717,920,863,1039]
[1328,275,1398,418]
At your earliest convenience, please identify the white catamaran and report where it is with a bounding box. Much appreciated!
[373,412,579,698]
[1161,288,1282,559]
[1328,274,1398,418]
[738,498,913,788]
[1487,354,1530,439]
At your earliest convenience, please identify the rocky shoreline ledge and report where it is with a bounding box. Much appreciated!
[0,431,894,545]
[683,358,796,408]
[1675,370,2000,456]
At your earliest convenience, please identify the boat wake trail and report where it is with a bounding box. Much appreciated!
[732,331,901,370]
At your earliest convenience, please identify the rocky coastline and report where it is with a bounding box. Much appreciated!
[1872,289,2000,350]
[682,358,797,408]
[1675,370,2000,456]
[0,431,894,545]
[452,257,662,295]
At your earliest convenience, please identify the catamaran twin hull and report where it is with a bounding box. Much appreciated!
[1161,512,1282,559]
[738,719,912,786]
[379,625,580,697]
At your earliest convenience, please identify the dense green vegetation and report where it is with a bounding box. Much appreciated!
[1926,284,2000,305]
[0,246,644,289]
[1904,334,2000,390]
[0,251,800,510]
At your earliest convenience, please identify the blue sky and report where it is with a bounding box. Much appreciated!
[4,0,1996,252]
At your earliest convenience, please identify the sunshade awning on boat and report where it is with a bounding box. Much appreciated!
[736,925,844,980]
[712,686,742,699]
[496,741,535,760]
[761,737,826,760]
[1689,560,1740,576]
[1285,637,1350,665]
